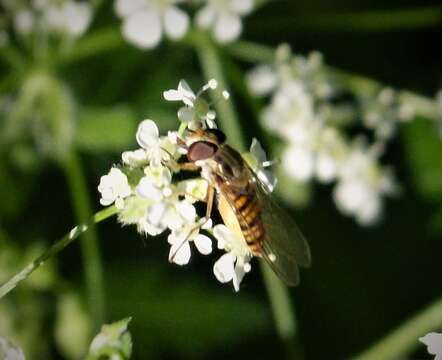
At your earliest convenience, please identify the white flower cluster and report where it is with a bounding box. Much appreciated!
[360,87,415,143]
[247,45,397,225]
[114,0,255,49]
[5,0,92,38]
[98,79,257,291]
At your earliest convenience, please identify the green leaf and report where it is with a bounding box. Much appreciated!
[75,106,137,153]
[402,119,442,202]
[60,27,125,66]
[86,317,133,360]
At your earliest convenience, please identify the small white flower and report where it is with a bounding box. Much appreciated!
[136,120,175,166]
[168,221,213,265]
[61,1,92,37]
[316,152,337,183]
[122,148,148,167]
[115,0,189,49]
[246,64,277,97]
[196,0,255,43]
[420,332,442,360]
[164,79,220,129]
[213,224,251,291]
[163,80,196,106]
[136,165,172,201]
[246,138,277,192]
[136,176,164,202]
[332,144,395,225]
[282,145,315,182]
[98,168,132,209]
[14,9,35,35]
[44,1,93,37]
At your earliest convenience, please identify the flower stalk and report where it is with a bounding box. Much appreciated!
[193,30,302,354]
[62,150,106,329]
[0,206,118,300]
[352,296,442,360]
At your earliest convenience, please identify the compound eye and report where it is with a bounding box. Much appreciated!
[187,141,218,162]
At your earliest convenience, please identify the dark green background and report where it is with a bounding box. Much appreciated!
[1,0,442,359]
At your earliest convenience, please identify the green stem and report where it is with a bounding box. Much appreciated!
[193,32,245,150]
[62,151,106,329]
[227,41,439,120]
[0,206,118,300]
[261,261,304,360]
[248,6,442,33]
[193,31,301,356]
[352,296,442,360]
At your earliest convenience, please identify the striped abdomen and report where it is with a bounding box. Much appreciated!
[227,186,265,256]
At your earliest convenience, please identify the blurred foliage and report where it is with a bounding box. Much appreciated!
[86,317,132,360]
[106,262,270,358]
[75,106,137,153]
[403,118,442,233]
[0,0,441,359]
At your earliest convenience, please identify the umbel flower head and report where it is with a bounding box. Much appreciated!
[98,79,269,291]
[247,44,398,226]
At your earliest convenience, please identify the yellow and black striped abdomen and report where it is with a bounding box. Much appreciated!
[227,190,265,256]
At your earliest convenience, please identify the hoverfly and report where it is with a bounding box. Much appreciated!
[180,128,311,286]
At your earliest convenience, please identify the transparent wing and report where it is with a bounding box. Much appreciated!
[219,165,311,286]
[253,176,312,269]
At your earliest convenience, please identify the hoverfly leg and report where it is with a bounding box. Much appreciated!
[205,185,215,220]
[168,221,203,263]
[178,162,200,172]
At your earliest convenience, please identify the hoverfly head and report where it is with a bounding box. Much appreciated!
[187,140,219,162]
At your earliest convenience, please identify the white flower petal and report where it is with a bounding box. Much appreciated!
[213,253,235,283]
[122,10,162,49]
[136,177,163,201]
[122,149,148,166]
[163,89,183,101]
[62,1,92,37]
[231,0,254,15]
[214,13,242,43]
[316,153,337,183]
[213,224,231,250]
[420,332,442,356]
[146,202,167,226]
[14,10,34,35]
[233,260,246,291]
[246,65,277,96]
[175,201,197,222]
[114,0,146,17]
[163,6,189,40]
[250,138,267,163]
[136,119,160,148]
[178,80,196,106]
[282,146,314,182]
[196,4,216,28]
[194,234,212,255]
[169,241,191,265]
